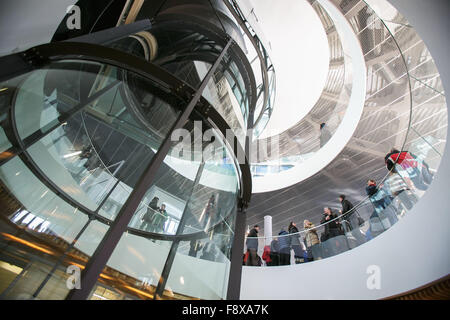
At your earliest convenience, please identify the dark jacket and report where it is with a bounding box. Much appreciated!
[385,150,420,171]
[341,199,355,221]
[341,199,354,214]
[246,228,259,250]
[278,229,291,250]
[321,213,340,235]
[288,225,302,246]
[365,185,378,197]
[270,239,280,253]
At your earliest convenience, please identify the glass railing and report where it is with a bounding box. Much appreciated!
[223,0,277,137]
[244,142,441,266]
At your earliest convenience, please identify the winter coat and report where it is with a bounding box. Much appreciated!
[320,213,340,235]
[384,173,408,194]
[246,228,259,250]
[270,239,280,253]
[304,227,320,247]
[278,229,291,250]
[365,185,378,197]
[385,150,420,172]
[341,199,354,215]
[288,225,302,246]
[320,125,332,147]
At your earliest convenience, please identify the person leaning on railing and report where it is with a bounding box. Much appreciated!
[320,207,341,242]
[245,225,260,266]
[303,220,321,261]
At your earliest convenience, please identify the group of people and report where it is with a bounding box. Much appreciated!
[244,147,434,266]
[245,195,365,266]
[140,196,169,233]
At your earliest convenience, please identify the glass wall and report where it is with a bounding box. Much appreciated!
[87,116,239,300]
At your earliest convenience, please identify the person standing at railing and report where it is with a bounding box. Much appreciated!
[383,171,418,212]
[200,195,216,230]
[366,179,398,226]
[338,195,366,245]
[140,196,159,232]
[320,207,341,241]
[151,203,168,233]
[304,220,321,261]
[320,207,342,257]
[278,228,292,265]
[338,195,355,231]
[319,122,332,148]
[288,222,305,264]
[245,225,260,266]
[385,148,429,191]
[269,238,280,266]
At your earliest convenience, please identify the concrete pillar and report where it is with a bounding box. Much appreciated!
[264,215,272,246]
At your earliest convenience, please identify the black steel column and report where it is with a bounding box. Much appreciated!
[226,206,246,300]
[66,38,232,300]
[31,179,121,298]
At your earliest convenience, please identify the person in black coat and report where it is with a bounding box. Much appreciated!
[288,222,305,264]
[339,194,357,232]
[245,225,260,266]
[320,207,341,240]
[339,195,366,245]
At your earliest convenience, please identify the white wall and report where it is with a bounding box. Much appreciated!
[0,0,76,56]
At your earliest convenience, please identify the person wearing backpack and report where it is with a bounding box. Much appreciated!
[385,148,428,191]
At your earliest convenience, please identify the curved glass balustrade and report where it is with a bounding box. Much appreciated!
[245,131,442,266]
[0,50,242,299]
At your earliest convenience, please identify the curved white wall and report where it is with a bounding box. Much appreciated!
[252,0,367,193]
[241,0,450,299]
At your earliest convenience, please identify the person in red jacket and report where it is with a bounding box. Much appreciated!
[384,148,429,191]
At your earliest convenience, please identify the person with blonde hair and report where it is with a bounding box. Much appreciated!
[303,220,321,261]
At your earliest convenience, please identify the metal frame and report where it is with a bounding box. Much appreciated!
[65,38,232,300]
[0,37,252,300]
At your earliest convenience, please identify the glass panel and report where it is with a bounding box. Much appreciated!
[89,115,240,300]
[0,57,184,299]
[0,157,93,299]
[5,59,181,215]
[0,126,12,154]
[88,236,172,300]
[163,232,235,300]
